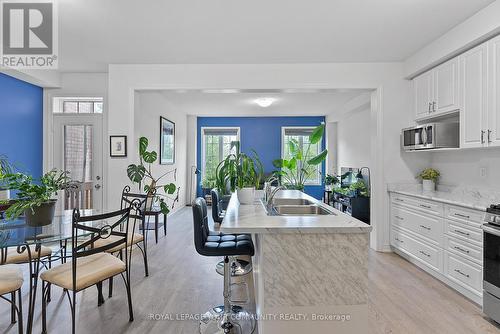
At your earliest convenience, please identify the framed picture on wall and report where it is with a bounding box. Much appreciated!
[110,135,127,157]
[160,117,175,164]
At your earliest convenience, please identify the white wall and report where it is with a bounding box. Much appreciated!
[336,107,372,172]
[134,91,188,210]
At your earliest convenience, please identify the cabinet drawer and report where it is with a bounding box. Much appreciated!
[444,235,482,264]
[392,227,442,272]
[445,219,482,245]
[392,194,443,216]
[446,205,485,226]
[444,252,482,293]
[392,205,443,244]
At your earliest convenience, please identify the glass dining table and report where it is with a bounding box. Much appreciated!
[0,210,101,334]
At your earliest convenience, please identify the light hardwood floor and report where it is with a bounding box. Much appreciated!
[0,206,499,334]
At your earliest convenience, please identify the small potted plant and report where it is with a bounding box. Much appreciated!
[201,176,216,197]
[417,168,440,192]
[2,169,70,226]
[324,174,339,191]
[0,155,15,201]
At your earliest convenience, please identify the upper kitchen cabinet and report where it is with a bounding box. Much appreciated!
[459,43,488,149]
[413,58,460,121]
[488,35,500,147]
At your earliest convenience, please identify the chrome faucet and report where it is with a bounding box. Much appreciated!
[264,176,279,202]
[266,185,286,206]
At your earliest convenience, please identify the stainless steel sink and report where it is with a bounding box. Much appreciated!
[272,204,334,216]
[271,198,314,206]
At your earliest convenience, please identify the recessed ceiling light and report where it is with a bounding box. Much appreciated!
[254,97,276,108]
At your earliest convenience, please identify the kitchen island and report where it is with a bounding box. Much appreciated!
[220,190,372,334]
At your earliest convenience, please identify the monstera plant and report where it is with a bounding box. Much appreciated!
[272,123,328,191]
[127,137,179,215]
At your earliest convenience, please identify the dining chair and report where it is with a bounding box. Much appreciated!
[40,204,139,334]
[0,264,24,334]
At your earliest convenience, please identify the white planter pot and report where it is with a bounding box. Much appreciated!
[0,189,10,201]
[254,189,265,200]
[422,179,436,192]
[237,187,255,204]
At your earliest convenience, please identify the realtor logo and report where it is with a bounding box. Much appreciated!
[1,0,58,69]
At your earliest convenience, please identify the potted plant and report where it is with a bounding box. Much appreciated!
[0,155,15,200]
[2,169,70,226]
[272,123,328,191]
[201,175,216,197]
[324,174,339,191]
[127,137,179,215]
[215,142,264,205]
[417,168,440,192]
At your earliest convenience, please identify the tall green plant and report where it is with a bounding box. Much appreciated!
[127,137,179,215]
[214,142,264,195]
[272,123,328,190]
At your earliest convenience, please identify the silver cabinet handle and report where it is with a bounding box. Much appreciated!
[420,225,431,230]
[454,229,470,236]
[395,198,404,202]
[481,130,485,144]
[432,101,436,112]
[454,269,470,278]
[394,237,404,243]
[419,250,431,257]
[95,184,101,190]
[428,102,432,112]
[420,204,432,209]
[454,213,470,219]
[394,215,404,221]
[488,130,492,143]
[454,246,470,254]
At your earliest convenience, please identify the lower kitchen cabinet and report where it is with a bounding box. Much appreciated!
[390,192,483,305]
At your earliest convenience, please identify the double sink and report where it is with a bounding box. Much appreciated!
[263,197,335,216]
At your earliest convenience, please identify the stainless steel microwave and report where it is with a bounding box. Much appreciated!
[401,122,459,151]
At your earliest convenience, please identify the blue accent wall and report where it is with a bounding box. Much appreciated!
[0,73,43,178]
[197,116,326,199]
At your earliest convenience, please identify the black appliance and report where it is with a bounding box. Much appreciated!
[483,204,500,323]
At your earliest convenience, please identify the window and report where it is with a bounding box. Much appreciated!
[53,97,104,114]
[282,127,322,185]
[202,128,240,181]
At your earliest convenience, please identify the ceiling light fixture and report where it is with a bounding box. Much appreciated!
[254,97,275,108]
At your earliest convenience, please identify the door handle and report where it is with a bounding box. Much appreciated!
[95,184,101,190]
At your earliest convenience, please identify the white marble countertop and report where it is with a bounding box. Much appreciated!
[387,183,500,212]
[220,190,372,234]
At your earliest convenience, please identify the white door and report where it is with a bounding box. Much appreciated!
[434,58,460,115]
[53,115,103,213]
[459,43,488,149]
[488,35,500,147]
[414,70,434,119]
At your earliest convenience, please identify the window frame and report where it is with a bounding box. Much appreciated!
[201,127,241,181]
[281,126,322,186]
[53,97,104,115]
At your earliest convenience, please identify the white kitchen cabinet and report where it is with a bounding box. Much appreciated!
[434,58,460,114]
[459,43,488,148]
[414,71,434,119]
[413,58,460,121]
[488,34,500,147]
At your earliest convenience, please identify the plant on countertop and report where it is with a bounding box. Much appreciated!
[272,123,328,191]
[127,136,179,215]
[201,175,216,190]
[215,141,264,193]
[1,169,70,220]
[417,168,440,182]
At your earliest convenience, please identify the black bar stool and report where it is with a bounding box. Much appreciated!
[192,197,255,334]
[211,189,253,278]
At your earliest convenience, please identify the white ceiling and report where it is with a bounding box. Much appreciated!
[137,89,372,117]
[59,0,495,72]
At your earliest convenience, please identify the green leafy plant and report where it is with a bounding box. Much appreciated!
[214,142,264,195]
[324,174,339,186]
[350,180,369,197]
[201,175,216,189]
[272,123,328,191]
[127,137,179,215]
[0,155,16,190]
[1,169,70,219]
[417,168,440,182]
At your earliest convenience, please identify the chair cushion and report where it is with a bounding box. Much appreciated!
[0,264,23,295]
[40,253,125,291]
[92,233,144,253]
[5,245,52,264]
[203,239,254,257]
